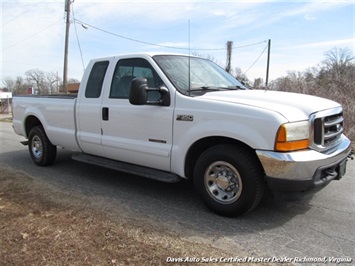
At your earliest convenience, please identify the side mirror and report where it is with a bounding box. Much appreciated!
[129,77,170,106]
[129,78,148,105]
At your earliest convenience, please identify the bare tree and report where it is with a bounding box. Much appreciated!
[253,78,264,89]
[322,47,354,78]
[68,78,80,84]
[25,69,46,94]
[14,76,31,95]
[234,67,249,85]
[316,47,354,94]
[45,72,59,94]
[2,76,16,92]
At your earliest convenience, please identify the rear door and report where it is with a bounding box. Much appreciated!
[101,57,174,171]
[76,60,110,157]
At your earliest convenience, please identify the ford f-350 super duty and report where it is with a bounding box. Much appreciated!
[12,53,353,217]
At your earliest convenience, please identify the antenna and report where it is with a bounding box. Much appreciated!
[188,19,191,96]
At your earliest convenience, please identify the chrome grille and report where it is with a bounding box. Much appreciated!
[311,107,344,152]
[324,113,344,145]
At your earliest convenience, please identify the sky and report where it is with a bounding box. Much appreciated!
[1,0,354,86]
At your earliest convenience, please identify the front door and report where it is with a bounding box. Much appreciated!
[101,58,174,171]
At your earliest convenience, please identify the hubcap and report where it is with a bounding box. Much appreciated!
[31,135,43,159]
[204,161,242,204]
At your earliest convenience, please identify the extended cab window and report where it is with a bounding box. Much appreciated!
[110,58,163,99]
[85,61,109,98]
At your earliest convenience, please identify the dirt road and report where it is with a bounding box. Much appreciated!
[1,120,354,265]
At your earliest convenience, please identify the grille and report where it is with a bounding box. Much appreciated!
[312,108,344,152]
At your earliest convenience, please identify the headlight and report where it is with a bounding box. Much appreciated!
[275,121,309,151]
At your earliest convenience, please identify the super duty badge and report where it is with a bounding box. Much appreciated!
[176,114,194,121]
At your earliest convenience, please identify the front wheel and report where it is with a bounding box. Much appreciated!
[193,144,265,217]
[28,126,57,166]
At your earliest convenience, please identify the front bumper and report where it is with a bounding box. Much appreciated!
[256,135,352,200]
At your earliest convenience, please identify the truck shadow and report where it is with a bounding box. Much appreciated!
[2,148,313,238]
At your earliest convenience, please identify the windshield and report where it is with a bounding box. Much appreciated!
[153,55,247,95]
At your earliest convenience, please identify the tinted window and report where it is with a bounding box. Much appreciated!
[110,58,162,99]
[85,61,109,98]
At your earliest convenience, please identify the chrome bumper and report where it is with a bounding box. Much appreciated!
[256,135,351,181]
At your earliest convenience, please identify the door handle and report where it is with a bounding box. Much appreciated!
[102,107,109,121]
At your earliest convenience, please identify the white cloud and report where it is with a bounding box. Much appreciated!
[210,10,236,18]
[303,14,316,21]
[296,39,354,48]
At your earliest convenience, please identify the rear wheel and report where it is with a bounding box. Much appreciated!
[28,126,57,166]
[193,144,265,217]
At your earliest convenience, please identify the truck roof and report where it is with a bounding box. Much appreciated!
[90,52,197,62]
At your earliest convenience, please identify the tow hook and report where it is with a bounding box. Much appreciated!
[348,150,354,160]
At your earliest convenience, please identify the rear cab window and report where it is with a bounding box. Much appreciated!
[85,61,109,98]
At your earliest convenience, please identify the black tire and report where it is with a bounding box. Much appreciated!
[193,144,265,217]
[28,126,57,166]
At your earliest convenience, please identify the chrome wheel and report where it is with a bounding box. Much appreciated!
[31,135,43,159]
[28,126,57,166]
[204,161,242,204]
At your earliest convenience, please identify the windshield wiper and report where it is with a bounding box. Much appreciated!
[190,85,245,93]
[227,85,245,90]
[190,86,221,92]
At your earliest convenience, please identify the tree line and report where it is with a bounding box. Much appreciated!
[1,70,79,95]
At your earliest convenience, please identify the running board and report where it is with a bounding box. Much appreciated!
[72,153,182,183]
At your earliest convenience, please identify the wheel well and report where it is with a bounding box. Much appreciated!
[184,137,258,179]
[25,116,42,137]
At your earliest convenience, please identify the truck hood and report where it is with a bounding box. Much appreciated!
[199,90,341,122]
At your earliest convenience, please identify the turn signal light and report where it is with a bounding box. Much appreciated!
[275,122,310,151]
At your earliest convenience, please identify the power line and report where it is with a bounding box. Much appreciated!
[73,18,197,50]
[234,41,267,49]
[72,6,85,71]
[73,18,266,51]
[3,2,41,27]
[243,44,268,75]
[2,19,63,51]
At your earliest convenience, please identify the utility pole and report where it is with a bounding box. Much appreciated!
[63,0,71,93]
[265,39,271,87]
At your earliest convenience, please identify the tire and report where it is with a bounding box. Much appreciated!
[193,144,265,217]
[28,126,57,166]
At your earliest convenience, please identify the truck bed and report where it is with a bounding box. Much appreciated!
[12,94,80,152]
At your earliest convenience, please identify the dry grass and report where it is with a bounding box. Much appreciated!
[0,117,12,123]
[1,166,252,266]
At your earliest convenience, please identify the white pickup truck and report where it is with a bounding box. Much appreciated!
[12,53,353,217]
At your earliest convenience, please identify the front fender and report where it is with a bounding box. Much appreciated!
[170,113,286,177]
